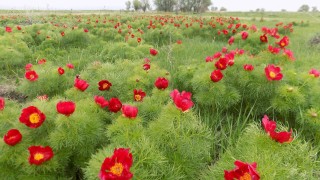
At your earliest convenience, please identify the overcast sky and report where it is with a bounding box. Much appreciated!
[0,0,319,11]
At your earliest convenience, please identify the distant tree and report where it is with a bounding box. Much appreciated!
[260,8,265,12]
[125,0,131,10]
[140,0,151,12]
[312,6,319,12]
[154,0,177,12]
[281,9,287,12]
[220,7,227,12]
[178,0,211,13]
[210,6,218,11]
[256,8,260,12]
[298,4,310,12]
[133,0,142,11]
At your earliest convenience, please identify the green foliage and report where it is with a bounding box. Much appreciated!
[201,124,320,179]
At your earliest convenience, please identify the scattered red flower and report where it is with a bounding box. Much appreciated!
[60,32,65,36]
[74,78,89,91]
[3,129,22,146]
[154,77,169,90]
[108,98,122,113]
[25,63,33,71]
[25,70,39,81]
[66,63,74,69]
[241,31,249,40]
[170,89,194,112]
[283,49,295,61]
[38,59,47,64]
[122,105,138,119]
[133,89,146,102]
[5,26,12,33]
[210,69,224,82]
[94,96,109,108]
[58,67,65,75]
[143,63,150,71]
[206,56,213,62]
[176,40,182,44]
[228,36,235,45]
[150,48,158,56]
[262,115,293,143]
[99,148,133,180]
[98,80,112,91]
[0,97,4,111]
[213,52,222,59]
[260,34,268,43]
[265,64,283,81]
[84,28,89,32]
[56,101,76,116]
[224,160,260,180]
[137,37,141,43]
[309,68,320,78]
[19,106,46,128]
[277,36,289,48]
[16,26,22,30]
[268,45,281,54]
[215,57,229,70]
[28,145,54,165]
[243,64,254,71]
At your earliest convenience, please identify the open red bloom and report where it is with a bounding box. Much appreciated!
[5,26,12,33]
[19,106,46,128]
[309,68,320,78]
[241,31,249,40]
[150,48,158,56]
[58,67,65,75]
[210,69,223,82]
[17,26,22,30]
[122,105,138,119]
[213,52,222,59]
[98,80,112,91]
[133,89,146,102]
[215,57,229,70]
[176,40,182,44]
[277,36,289,48]
[0,97,4,111]
[243,64,254,71]
[228,36,235,45]
[25,70,39,81]
[283,49,295,61]
[74,78,89,91]
[66,63,74,69]
[28,146,54,165]
[108,98,122,113]
[137,37,141,43]
[94,96,109,108]
[84,28,89,32]
[60,32,65,36]
[56,101,76,116]
[143,63,150,71]
[154,77,169,90]
[224,160,260,180]
[260,34,268,43]
[262,115,293,143]
[206,56,213,62]
[268,45,280,54]
[3,129,22,146]
[38,59,47,64]
[170,89,194,112]
[99,148,133,180]
[265,64,283,81]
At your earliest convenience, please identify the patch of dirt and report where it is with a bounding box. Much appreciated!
[0,84,27,103]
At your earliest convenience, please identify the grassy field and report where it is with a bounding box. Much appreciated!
[0,10,320,179]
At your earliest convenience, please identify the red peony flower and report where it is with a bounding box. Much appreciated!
[228,36,235,45]
[38,59,47,64]
[222,47,228,53]
[137,37,141,43]
[176,40,182,44]
[150,48,158,56]
[25,63,33,71]
[210,69,224,82]
[108,98,122,113]
[154,77,169,90]
[309,68,320,78]
[98,80,112,91]
[3,129,22,146]
[265,64,283,81]
[25,70,39,81]
[277,36,289,48]
[66,63,74,69]
[206,56,213,62]
[170,89,194,112]
[94,96,109,108]
[243,64,254,71]
[283,49,295,61]
[122,105,138,119]
[260,34,268,43]
[60,32,65,36]
[19,106,46,128]
[17,26,22,30]
[5,26,12,33]
[215,57,229,70]
[213,52,222,59]
[241,31,249,40]
[84,28,89,32]
[56,101,76,116]
[28,145,54,165]
[133,89,146,102]
[224,160,260,180]
[262,115,293,143]
[74,78,89,91]
[268,45,280,54]
[0,97,4,111]
[99,148,133,180]
[58,67,65,75]
[143,63,150,71]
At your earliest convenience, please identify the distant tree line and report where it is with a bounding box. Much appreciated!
[125,0,212,13]
[298,4,318,12]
